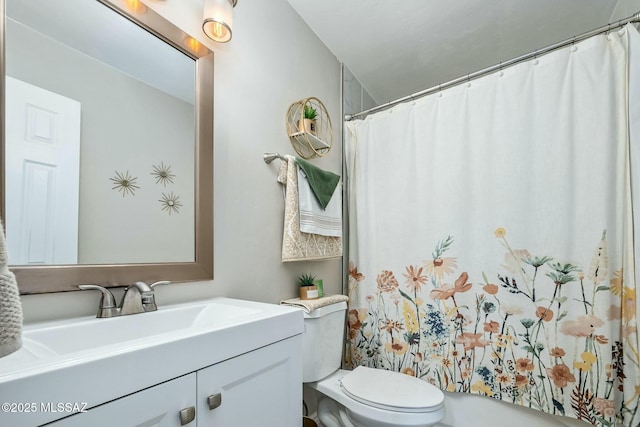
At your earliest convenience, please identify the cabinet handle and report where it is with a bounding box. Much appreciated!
[207,393,222,411]
[179,406,196,425]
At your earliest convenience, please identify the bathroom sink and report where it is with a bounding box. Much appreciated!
[0,297,303,427]
[21,300,260,355]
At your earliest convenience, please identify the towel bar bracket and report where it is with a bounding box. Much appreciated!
[263,152,286,164]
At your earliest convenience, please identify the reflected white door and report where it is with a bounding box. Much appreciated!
[5,77,81,265]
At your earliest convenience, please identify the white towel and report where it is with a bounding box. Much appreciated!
[297,166,342,237]
[277,156,342,262]
[280,294,349,313]
[0,217,22,358]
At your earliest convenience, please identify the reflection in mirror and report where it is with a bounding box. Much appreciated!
[7,0,195,265]
[1,0,214,293]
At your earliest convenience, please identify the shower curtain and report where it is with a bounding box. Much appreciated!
[345,24,640,425]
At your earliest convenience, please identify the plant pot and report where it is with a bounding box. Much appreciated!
[298,118,317,135]
[299,285,319,300]
[302,417,318,427]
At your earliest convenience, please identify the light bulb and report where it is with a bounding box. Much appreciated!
[202,0,235,43]
[124,0,147,14]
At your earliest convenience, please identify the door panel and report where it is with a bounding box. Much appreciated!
[197,337,302,427]
[5,76,81,265]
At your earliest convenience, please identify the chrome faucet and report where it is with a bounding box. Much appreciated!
[79,281,170,318]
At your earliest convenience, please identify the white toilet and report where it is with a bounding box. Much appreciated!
[302,301,445,427]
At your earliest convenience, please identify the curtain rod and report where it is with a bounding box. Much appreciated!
[345,11,640,121]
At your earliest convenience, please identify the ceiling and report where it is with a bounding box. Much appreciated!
[287,0,638,106]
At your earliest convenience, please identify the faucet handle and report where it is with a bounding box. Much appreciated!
[150,280,171,289]
[147,281,170,310]
[78,285,119,318]
[78,285,116,307]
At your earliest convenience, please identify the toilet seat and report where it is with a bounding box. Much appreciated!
[310,369,446,427]
[340,366,444,413]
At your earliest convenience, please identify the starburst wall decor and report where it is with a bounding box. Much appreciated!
[159,192,182,215]
[151,161,175,187]
[110,170,139,197]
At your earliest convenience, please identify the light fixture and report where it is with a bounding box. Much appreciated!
[202,0,237,43]
[123,0,147,14]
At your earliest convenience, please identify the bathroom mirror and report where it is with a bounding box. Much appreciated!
[0,0,214,293]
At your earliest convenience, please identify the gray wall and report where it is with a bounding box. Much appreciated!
[343,65,377,116]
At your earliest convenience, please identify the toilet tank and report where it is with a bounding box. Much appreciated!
[302,301,347,382]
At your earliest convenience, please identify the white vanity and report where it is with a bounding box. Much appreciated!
[0,298,303,427]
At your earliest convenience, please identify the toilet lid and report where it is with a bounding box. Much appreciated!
[340,366,444,413]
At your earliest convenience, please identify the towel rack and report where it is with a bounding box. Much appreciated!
[263,152,287,164]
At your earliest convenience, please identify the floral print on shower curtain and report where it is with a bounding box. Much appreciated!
[347,230,638,425]
[344,24,640,426]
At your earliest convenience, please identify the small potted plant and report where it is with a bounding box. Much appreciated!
[298,104,318,135]
[298,273,319,300]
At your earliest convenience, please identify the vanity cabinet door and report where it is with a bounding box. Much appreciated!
[46,374,197,427]
[196,336,302,427]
